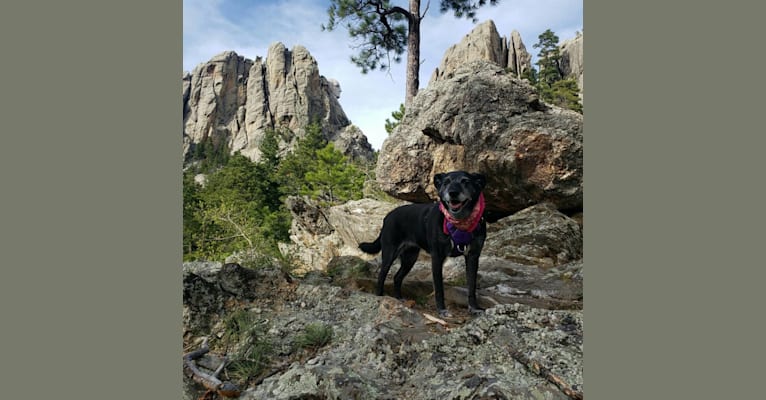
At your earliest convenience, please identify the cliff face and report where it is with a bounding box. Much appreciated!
[558,32,584,102]
[183,44,373,164]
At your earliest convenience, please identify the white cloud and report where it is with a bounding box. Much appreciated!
[183,0,583,150]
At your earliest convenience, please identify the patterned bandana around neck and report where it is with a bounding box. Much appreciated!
[439,192,485,235]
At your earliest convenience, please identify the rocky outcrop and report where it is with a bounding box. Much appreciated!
[559,31,584,102]
[508,30,533,78]
[244,302,582,400]
[378,60,583,219]
[184,188,584,399]
[182,261,293,336]
[329,124,375,161]
[183,45,374,163]
[183,262,583,400]
[281,196,583,309]
[430,20,532,83]
[430,20,506,83]
[430,19,581,96]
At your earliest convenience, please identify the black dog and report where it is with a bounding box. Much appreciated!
[359,171,487,317]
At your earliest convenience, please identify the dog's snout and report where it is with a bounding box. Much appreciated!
[448,189,461,199]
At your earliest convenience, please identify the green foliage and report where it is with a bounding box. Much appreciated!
[183,139,290,262]
[533,29,563,87]
[277,123,367,204]
[384,103,405,135]
[545,78,583,113]
[440,0,500,22]
[183,122,372,262]
[222,309,273,383]
[187,135,230,173]
[275,123,328,198]
[322,0,408,73]
[525,28,583,114]
[302,143,365,203]
[222,309,261,343]
[294,323,333,350]
[258,128,281,170]
[520,67,538,86]
[183,172,202,256]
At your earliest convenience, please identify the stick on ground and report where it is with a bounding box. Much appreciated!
[183,338,241,398]
[506,345,583,400]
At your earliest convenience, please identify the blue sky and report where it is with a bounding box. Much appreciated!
[183,0,583,150]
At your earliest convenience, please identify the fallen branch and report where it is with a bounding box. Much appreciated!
[422,312,449,327]
[183,338,241,398]
[506,345,583,400]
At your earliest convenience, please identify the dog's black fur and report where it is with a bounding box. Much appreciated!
[359,171,487,317]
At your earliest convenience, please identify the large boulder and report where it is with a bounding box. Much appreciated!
[377,60,583,219]
[484,203,583,268]
[281,197,402,273]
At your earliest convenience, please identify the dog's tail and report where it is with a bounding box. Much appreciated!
[358,237,381,254]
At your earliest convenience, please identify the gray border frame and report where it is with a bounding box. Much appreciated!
[585,1,763,399]
[2,0,763,399]
[1,1,181,398]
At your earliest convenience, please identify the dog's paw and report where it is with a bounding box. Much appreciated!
[469,306,485,316]
[438,309,453,318]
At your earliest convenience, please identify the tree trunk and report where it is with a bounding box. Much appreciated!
[405,0,421,108]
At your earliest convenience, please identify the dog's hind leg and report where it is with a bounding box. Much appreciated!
[376,247,397,296]
[393,247,419,300]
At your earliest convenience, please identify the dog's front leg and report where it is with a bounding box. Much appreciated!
[465,251,485,315]
[431,254,451,318]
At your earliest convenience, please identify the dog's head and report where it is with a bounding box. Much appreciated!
[434,171,486,219]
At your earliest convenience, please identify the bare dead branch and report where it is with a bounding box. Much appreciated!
[184,338,242,398]
[421,0,431,19]
[423,312,449,327]
[506,345,583,400]
[220,210,253,248]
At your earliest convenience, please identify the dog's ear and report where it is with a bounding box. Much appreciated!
[433,173,445,189]
[472,173,487,190]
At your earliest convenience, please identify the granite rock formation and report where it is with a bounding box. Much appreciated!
[430,20,533,84]
[559,31,584,102]
[183,45,374,163]
[378,60,583,219]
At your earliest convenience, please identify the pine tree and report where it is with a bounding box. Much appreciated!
[533,29,562,87]
[303,143,364,203]
[530,29,583,114]
[549,78,583,113]
[384,103,405,135]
